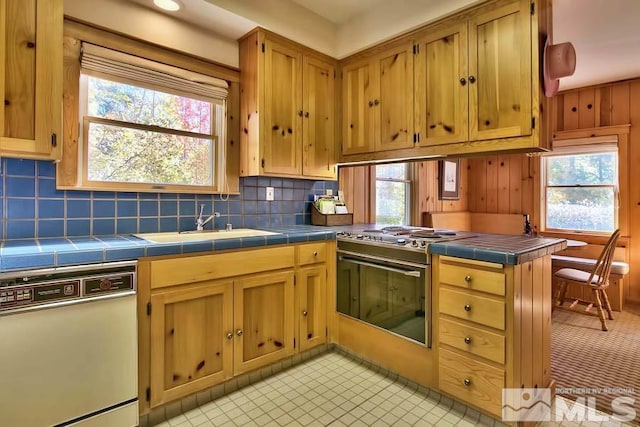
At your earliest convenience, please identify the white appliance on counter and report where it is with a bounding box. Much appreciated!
[0,261,139,427]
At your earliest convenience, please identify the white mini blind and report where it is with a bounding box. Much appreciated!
[80,42,228,100]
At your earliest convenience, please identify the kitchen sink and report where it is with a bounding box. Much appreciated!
[133,229,280,243]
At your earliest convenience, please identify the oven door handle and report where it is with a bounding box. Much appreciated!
[338,256,422,277]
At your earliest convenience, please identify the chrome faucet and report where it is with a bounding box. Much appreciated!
[196,204,220,231]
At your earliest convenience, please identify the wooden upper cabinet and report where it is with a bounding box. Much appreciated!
[415,23,469,146]
[375,42,415,152]
[0,0,62,160]
[341,58,375,155]
[262,38,303,176]
[233,271,295,375]
[239,29,337,180]
[302,55,336,179]
[149,281,234,408]
[469,0,532,141]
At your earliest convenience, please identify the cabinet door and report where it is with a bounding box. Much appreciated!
[262,38,302,175]
[415,23,468,146]
[296,266,327,352]
[149,281,233,407]
[302,55,336,179]
[0,0,62,160]
[374,42,414,152]
[234,271,295,375]
[469,0,532,141]
[341,58,375,155]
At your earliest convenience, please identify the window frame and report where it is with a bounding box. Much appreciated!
[541,136,620,236]
[78,73,223,192]
[58,19,241,195]
[374,162,414,226]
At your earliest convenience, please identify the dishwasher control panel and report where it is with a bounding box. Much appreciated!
[0,261,136,314]
[0,280,81,311]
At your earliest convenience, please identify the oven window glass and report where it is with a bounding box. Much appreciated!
[337,257,426,344]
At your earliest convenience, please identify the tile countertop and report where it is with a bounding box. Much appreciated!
[428,233,568,265]
[0,225,336,273]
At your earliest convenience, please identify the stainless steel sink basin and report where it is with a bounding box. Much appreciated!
[133,229,280,243]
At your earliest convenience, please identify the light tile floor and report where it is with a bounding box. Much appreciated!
[160,351,637,427]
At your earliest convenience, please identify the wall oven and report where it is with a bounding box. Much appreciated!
[337,229,432,347]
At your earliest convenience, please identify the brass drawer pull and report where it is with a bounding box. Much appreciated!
[313,251,318,256]
[236,329,244,337]
[464,337,472,344]
[226,332,234,340]
[464,378,472,386]
[464,304,472,312]
[464,275,472,282]
[302,310,308,317]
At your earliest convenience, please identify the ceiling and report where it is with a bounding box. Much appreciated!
[125,0,640,91]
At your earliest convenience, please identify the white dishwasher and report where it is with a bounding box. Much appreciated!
[0,261,139,427]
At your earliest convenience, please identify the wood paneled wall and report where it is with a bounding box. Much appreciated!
[466,78,640,303]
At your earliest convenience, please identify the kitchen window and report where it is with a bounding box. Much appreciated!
[375,163,411,225]
[78,43,228,193]
[542,139,618,234]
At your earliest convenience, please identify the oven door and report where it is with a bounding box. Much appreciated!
[337,250,431,347]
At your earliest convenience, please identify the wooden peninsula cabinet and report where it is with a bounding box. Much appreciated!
[137,241,333,413]
[239,29,337,180]
[342,40,414,155]
[433,254,553,418]
[0,0,63,160]
[339,0,551,163]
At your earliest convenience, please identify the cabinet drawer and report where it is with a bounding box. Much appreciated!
[149,246,295,288]
[439,318,505,364]
[439,349,504,417]
[296,242,327,265]
[440,262,505,296]
[439,288,505,330]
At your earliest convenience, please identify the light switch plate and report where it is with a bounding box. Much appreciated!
[266,187,275,201]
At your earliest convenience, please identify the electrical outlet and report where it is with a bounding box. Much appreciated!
[326,189,333,196]
[266,186,275,201]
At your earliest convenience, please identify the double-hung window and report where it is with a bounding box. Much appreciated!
[79,43,228,192]
[375,163,411,225]
[543,138,618,233]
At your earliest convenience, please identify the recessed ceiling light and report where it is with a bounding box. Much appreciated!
[153,0,180,12]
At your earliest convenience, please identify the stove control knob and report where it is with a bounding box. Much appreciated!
[396,238,406,245]
[411,240,419,247]
[356,234,364,240]
[420,241,427,248]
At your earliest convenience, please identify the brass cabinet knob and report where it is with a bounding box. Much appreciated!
[302,310,308,317]
[460,77,466,86]
[313,251,318,256]
[368,100,374,107]
[464,337,472,344]
[464,378,471,386]
[468,75,476,84]
[464,304,472,312]
[464,275,472,282]
[226,332,234,340]
[374,99,380,106]
[236,329,244,337]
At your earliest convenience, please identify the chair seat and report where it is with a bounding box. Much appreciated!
[554,268,601,285]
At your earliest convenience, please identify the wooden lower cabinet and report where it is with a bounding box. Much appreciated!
[233,271,295,375]
[433,254,553,420]
[149,281,234,408]
[139,242,333,412]
[296,266,327,352]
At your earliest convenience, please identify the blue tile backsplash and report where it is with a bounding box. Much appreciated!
[0,159,338,240]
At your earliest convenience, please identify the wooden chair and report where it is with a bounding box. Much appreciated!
[554,229,621,331]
